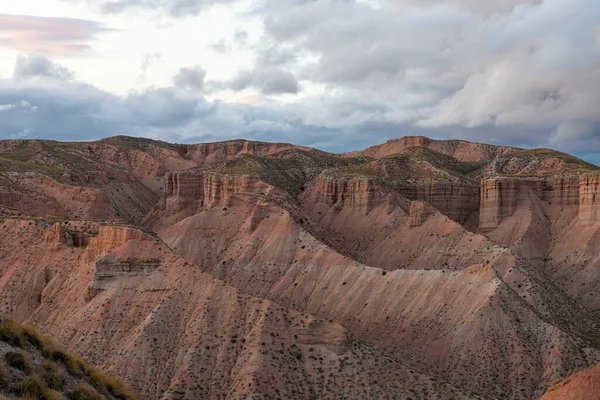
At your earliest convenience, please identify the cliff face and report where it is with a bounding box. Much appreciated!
[479,179,521,230]
[306,176,478,223]
[394,182,479,224]
[84,226,151,262]
[409,201,436,227]
[579,175,600,222]
[308,176,392,215]
[479,175,600,229]
[159,172,271,215]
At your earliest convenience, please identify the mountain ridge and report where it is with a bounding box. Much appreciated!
[1,134,600,399]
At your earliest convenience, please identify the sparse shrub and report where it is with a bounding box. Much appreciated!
[44,345,86,377]
[43,390,64,400]
[22,323,43,349]
[41,360,65,390]
[0,363,6,385]
[0,318,25,348]
[88,367,138,400]
[67,384,104,400]
[5,351,31,374]
[18,375,46,398]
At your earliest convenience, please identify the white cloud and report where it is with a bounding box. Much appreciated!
[0,100,37,112]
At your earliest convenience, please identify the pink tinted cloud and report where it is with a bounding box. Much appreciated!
[0,14,109,55]
[235,94,263,105]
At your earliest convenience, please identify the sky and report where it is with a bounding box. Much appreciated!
[0,0,599,163]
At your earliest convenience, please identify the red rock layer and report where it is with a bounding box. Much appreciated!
[307,176,393,215]
[479,175,600,230]
[540,364,600,400]
[394,182,480,224]
[579,175,600,222]
[155,171,271,217]
[409,200,436,227]
[306,175,478,224]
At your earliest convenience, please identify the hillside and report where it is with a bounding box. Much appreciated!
[0,317,138,400]
[540,364,600,399]
[1,135,600,399]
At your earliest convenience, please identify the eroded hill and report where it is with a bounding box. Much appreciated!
[1,135,600,399]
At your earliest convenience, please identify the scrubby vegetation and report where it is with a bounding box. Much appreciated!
[0,317,139,400]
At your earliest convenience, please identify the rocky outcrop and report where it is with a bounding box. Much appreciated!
[43,223,76,248]
[84,226,152,263]
[160,172,271,214]
[539,176,581,206]
[409,200,436,227]
[579,175,600,222]
[394,182,479,224]
[479,175,600,229]
[93,255,160,280]
[307,176,478,221]
[479,179,521,230]
[309,176,391,215]
[540,364,600,400]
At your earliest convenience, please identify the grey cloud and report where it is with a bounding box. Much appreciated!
[13,55,74,81]
[246,0,600,156]
[231,67,299,95]
[219,45,300,95]
[172,65,206,92]
[390,0,543,15]
[0,67,598,164]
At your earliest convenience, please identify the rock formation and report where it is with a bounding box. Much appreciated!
[1,135,600,400]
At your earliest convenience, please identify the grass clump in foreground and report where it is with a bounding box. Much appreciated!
[0,316,140,400]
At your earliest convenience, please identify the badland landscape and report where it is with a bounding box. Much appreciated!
[0,135,600,399]
[1,0,600,399]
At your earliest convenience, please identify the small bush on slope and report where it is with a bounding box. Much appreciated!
[0,316,139,400]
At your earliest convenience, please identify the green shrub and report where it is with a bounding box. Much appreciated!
[5,351,31,374]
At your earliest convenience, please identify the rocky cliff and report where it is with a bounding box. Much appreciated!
[479,174,600,229]
[306,176,394,215]
[157,171,271,216]
[394,182,480,224]
[409,200,437,227]
[579,174,600,222]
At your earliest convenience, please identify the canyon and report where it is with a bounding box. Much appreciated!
[1,135,600,399]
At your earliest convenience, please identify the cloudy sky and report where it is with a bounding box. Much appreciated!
[0,0,599,162]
